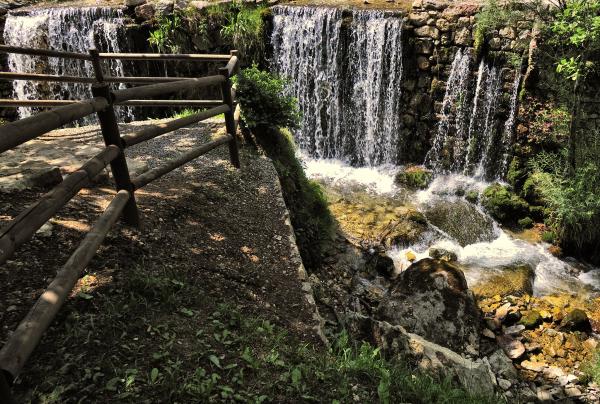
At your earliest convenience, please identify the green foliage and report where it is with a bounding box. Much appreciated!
[172,108,201,119]
[531,162,600,250]
[550,0,600,81]
[235,66,301,130]
[220,2,267,64]
[481,183,530,224]
[584,350,600,385]
[541,230,556,243]
[394,166,433,190]
[474,0,527,55]
[149,13,183,53]
[253,127,333,269]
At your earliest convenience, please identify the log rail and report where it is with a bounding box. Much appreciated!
[0,45,242,403]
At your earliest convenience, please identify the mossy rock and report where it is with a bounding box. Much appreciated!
[560,309,592,332]
[472,264,535,298]
[522,172,552,206]
[395,166,433,190]
[481,183,530,224]
[519,310,542,329]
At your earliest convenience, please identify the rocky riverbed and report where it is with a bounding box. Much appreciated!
[302,158,600,402]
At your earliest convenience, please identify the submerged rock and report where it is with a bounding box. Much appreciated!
[377,258,482,354]
[428,247,458,262]
[471,264,535,298]
[422,199,496,246]
[394,166,433,189]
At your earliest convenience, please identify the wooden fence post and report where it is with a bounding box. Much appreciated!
[91,84,140,226]
[219,61,240,169]
[88,48,104,83]
[0,371,16,404]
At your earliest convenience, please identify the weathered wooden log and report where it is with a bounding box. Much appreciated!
[0,72,96,83]
[0,371,16,404]
[131,135,232,189]
[0,99,76,107]
[223,56,239,78]
[121,104,230,147]
[0,146,120,265]
[219,66,241,169]
[0,44,91,60]
[0,99,226,108]
[0,190,130,381]
[0,98,109,154]
[118,99,225,107]
[112,75,225,103]
[92,84,140,226]
[105,76,196,84]
[97,52,230,61]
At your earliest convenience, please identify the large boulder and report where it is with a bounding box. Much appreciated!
[372,320,496,397]
[377,258,482,354]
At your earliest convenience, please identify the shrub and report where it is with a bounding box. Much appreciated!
[481,183,530,224]
[474,0,528,55]
[235,66,301,129]
[584,350,600,385]
[394,166,433,190]
[541,231,556,244]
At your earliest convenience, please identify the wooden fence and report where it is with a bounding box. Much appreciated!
[0,44,242,403]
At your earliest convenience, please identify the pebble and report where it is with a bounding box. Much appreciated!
[498,378,512,390]
[543,366,565,379]
[7,305,17,312]
[482,328,496,339]
[504,324,525,335]
[565,387,582,397]
[521,360,547,372]
[495,302,512,321]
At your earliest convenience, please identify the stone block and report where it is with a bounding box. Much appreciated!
[409,12,429,27]
[414,38,433,54]
[415,25,439,39]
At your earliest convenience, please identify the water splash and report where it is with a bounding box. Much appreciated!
[271,6,404,166]
[3,7,133,121]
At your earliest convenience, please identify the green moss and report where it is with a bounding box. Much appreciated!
[519,310,542,329]
[252,127,334,269]
[518,217,534,229]
[481,183,530,224]
[507,156,527,189]
[395,166,433,190]
[465,191,479,204]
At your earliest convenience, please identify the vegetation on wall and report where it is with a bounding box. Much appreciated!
[235,66,332,269]
[147,2,268,63]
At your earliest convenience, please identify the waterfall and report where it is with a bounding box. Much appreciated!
[425,50,519,180]
[497,68,523,179]
[3,7,133,121]
[270,6,404,166]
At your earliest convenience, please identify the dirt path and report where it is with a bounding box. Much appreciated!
[0,120,322,402]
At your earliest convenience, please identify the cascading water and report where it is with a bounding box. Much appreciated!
[270,5,404,166]
[425,50,521,181]
[3,7,133,121]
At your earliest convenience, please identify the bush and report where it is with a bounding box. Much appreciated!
[584,350,600,385]
[481,183,530,224]
[541,231,556,244]
[235,66,301,129]
[394,166,433,190]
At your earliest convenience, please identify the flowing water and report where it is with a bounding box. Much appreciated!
[306,159,600,297]
[271,5,404,166]
[3,7,133,121]
[271,5,599,295]
[425,50,521,181]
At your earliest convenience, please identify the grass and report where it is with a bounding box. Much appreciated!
[15,263,499,403]
[584,350,600,385]
[172,108,224,120]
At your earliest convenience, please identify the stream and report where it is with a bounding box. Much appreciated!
[302,154,600,299]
